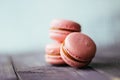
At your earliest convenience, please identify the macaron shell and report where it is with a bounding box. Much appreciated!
[45,43,65,65]
[50,19,81,32]
[49,29,71,42]
[64,32,96,61]
[60,45,90,68]
[45,43,61,55]
[45,54,65,65]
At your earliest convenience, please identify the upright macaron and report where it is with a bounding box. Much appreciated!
[45,43,65,65]
[49,19,81,42]
[60,32,96,68]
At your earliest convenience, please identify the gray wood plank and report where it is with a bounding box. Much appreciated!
[74,67,111,80]
[12,50,46,71]
[90,44,120,79]
[12,50,111,80]
[17,66,111,80]
[0,55,17,80]
[91,57,120,80]
[12,51,84,80]
[18,66,84,80]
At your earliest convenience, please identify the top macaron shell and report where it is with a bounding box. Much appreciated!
[45,43,61,55]
[50,19,81,32]
[64,32,96,61]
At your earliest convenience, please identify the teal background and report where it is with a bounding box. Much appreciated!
[0,0,120,53]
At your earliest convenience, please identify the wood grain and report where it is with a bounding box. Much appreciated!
[12,50,46,71]
[18,66,84,80]
[12,50,111,80]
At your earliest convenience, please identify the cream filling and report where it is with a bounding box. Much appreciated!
[62,43,89,63]
[50,27,79,32]
[47,53,60,56]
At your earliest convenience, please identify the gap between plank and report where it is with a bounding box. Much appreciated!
[9,56,23,80]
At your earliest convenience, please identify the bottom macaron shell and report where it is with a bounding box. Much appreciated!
[45,54,65,65]
[49,30,71,42]
[60,46,90,68]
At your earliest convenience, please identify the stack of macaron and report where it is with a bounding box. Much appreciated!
[45,19,96,68]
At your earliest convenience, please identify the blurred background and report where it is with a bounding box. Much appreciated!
[0,0,120,54]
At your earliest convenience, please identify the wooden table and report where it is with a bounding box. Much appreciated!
[0,45,120,80]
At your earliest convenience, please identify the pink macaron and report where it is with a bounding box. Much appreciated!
[45,43,65,65]
[49,19,81,42]
[60,32,96,68]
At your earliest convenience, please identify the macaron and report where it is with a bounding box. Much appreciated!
[45,43,65,65]
[49,19,81,42]
[60,32,96,68]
